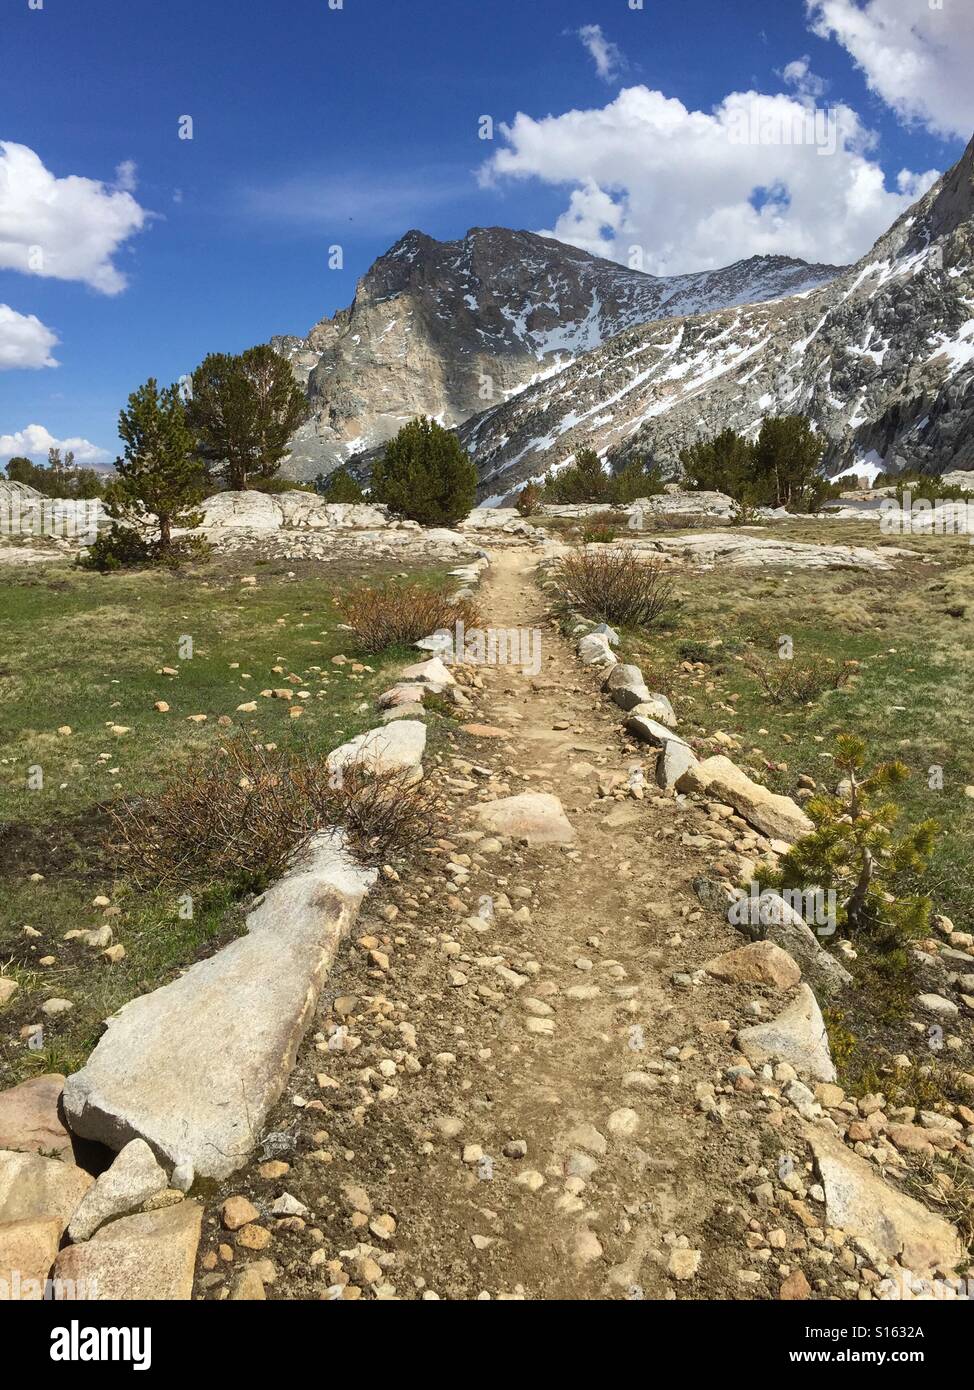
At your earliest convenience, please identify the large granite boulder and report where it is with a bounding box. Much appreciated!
[62,835,375,1179]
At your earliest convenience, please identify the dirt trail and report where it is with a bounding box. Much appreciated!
[200,547,809,1301]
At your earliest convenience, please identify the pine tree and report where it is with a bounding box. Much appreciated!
[610,455,666,504]
[680,427,755,496]
[752,415,825,510]
[5,456,34,484]
[370,417,477,525]
[540,448,612,504]
[186,345,309,491]
[773,734,938,946]
[317,466,364,502]
[515,481,542,515]
[109,378,205,551]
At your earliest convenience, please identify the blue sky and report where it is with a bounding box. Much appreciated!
[1,0,971,464]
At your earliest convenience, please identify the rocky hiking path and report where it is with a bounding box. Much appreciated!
[195,547,896,1302]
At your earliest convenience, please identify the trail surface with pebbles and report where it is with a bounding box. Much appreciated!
[196,550,880,1301]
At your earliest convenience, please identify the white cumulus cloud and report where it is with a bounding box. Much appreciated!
[577,24,625,83]
[0,305,59,369]
[807,0,974,139]
[481,85,940,274]
[0,423,111,464]
[0,142,149,295]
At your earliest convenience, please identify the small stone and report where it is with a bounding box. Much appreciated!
[780,1269,812,1300]
[40,998,72,1016]
[221,1196,259,1231]
[230,1267,266,1300]
[667,1248,701,1281]
[607,1107,640,1138]
[258,1161,290,1180]
[236,1223,271,1250]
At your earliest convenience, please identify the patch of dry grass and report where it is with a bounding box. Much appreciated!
[337,581,481,655]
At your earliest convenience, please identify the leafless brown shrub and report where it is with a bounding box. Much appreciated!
[336,581,482,654]
[554,547,677,630]
[744,652,855,706]
[108,738,439,890]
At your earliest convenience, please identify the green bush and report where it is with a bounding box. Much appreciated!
[316,467,364,503]
[370,417,477,526]
[680,416,841,512]
[772,734,938,949]
[541,450,665,505]
[79,523,156,572]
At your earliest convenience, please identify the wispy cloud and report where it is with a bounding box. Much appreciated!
[241,165,476,235]
[576,24,626,83]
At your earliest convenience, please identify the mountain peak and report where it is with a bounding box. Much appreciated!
[273,227,843,478]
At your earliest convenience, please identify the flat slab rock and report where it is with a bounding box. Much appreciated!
[63,835,375,1180]
[67,1138,169,1242]
[327,720,426,785]
[736,983,836,1082]
[476,793,576,845]
[0,1149,94,1233]
[55,1200,203,1301]
[628,532,918,571]
[805,1126,964,1276]
[678,754,812,843]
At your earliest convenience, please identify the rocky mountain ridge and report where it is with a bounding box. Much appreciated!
[457,135,974,499]
[273,227,843,477]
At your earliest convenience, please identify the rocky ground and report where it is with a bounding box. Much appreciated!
[2,538,971,1303]
[188,550,971,1302]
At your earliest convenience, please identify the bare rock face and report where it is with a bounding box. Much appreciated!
[624,533,918,571]
[272,226,841,479]
[194,491,390,531]
[455,135,974,496]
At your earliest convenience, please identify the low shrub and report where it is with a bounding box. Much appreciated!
[250,477,316,494]
[553,548,676,630]
[78,523,156,572]
[79,525,211,573]
[744,652,856,705]
[336,580,481,654]
[109,738,440,891]
[515,482,541,516]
